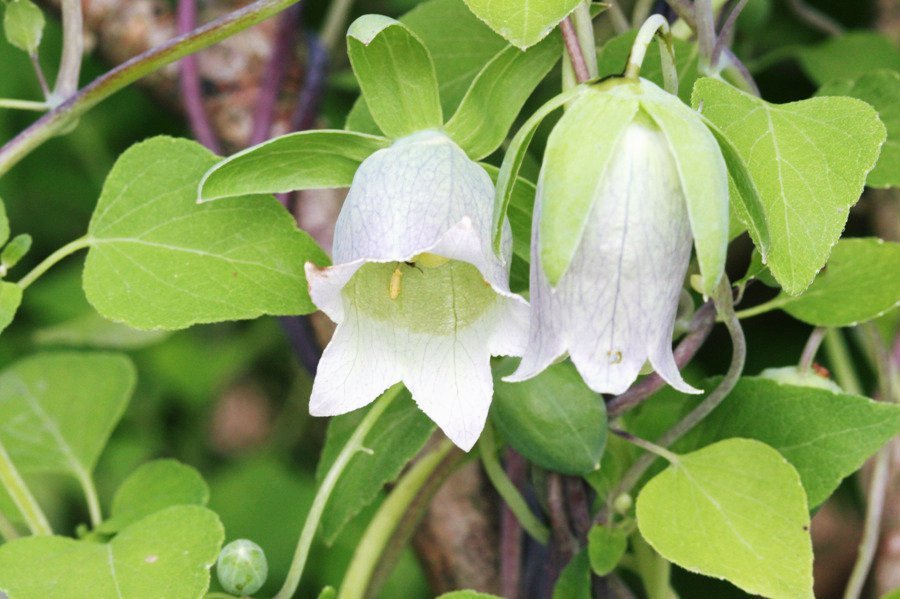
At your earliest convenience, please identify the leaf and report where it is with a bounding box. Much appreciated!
[0,281,21,336]
[479,163,535,293]
[0,198,9,247]
[692,77,886,294]
[678,376,900,507]
[0,505,223,599]
[772,237,900,326]
[636,439,813,599]
[819,70,900,188]
[463,0,580,50]
[445,33,561,160]
[437,592,503,599]
[3,0,44,54]
[0,352,135,478]
[552,549,591,599]
[539,88,639,285]
[798,32,900,86]
[598,31,700,102]
[83,137,329,330]
[347,15,442,139]
[1,234,31,271]
[492,358,606,475]
[315,391,435,544]
[198,130,390,202]
[98,459,210,533]
[587,525,627,576]
[33,312,171,349]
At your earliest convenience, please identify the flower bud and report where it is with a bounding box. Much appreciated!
[216,539,268,596]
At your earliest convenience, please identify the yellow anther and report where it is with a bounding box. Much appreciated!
[389,266,404,300]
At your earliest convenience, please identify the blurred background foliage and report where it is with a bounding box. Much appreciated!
[0,0,895,597]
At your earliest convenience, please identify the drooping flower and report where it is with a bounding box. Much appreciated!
[307,130,528,451]
[507,78,730,395]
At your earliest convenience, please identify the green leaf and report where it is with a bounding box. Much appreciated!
[799,32,900,86]
[641,84,730,295]
[33,312,171,349]
[598,32,700,102]
[317,587,338,599]
[198,130,390,202]
[636,439,813,599]
[445,33,561,160]
[552,549,591,599]
[463,0,580,49]
[1,234,31,271]
[98,459,210,533]
[0,198,9,247]
[587,525,627,576]
[83,137,329,330]
[0,505,223,599]
[492,84,589,255]
[437,592,503,599]
[540,88,639,285]
[492,359,606,475]
[819,70,900,188]
[3,0,44,54]
[771,237,900,327]
[315,391,435,544]
[678,376,900,507]
[347,15,442,139]
[0,352,135,477]
[0,281,21,336]
[692,77,886,294]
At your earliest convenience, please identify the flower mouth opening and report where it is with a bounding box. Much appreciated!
[342,257,499,336]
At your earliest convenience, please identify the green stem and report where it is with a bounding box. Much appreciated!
[633,534,678,599]
[319,0,356,54]
[0,99,48,112]
[338,439,455,599]
[824,329,863,396]
[479,424,550,544]
[844,445,890,599]
[274,387,401,599]
[732,295,790,320]
[0,510,20,541]
[624,14,677,94]
[798,326,827,374]
[53,0,84,101]
[17,236,92,290]
[611,429,679,465]
[0,440,51,536]
[571,0,598,79]
[0,0,302,178]
[75,465,103,528]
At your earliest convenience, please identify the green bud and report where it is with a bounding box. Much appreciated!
[759,366,843,393]
[216,539,268,596]
[1,233,32,272]
[613,493,633,515]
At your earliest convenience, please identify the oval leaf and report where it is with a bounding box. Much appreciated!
[636,438,813,599]
[3,0,44,54]
[347,15,443,139]
[463,0,580,50]
[0,281,21,336]
[84,137,328,330]
[492,359,606,475]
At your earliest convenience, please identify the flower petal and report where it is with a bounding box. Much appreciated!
[309,304,401,416]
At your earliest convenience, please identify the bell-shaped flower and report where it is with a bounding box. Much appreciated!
[507,78,730,395]
[307,130,528,450]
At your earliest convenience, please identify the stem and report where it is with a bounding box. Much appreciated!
[605,0,631,34]
[177,0,223,154]
[798,327,827,374]
[606,277,745,516]
[0,99,48,112]
[53,0,84,101]
[290,30,329,132]
[0,511,19,541]
[547,473,576,561]
[560,17,591,84]
[479,424,550,544]
[571,1,598,79]
[633,534,676,599]
[0,440,51,536]
[631,0,657,27]
[844,446,890,599]
[0,0,302,178]
[785,0,844,37]
[732,295,790,320]
[30,54,51,100]
[75,465,103,528]
[610,429,679,464]
[338,439,455,599]
[710,0,748,69]
[16,236,92,290]
[824,329,864,396]
[607,300,716,418]
[274,386,401,599]
[319,0,356,54]
[500,449,525,599]
[624,14,676,94]
[249,4,301,146]
[694,0,717,70]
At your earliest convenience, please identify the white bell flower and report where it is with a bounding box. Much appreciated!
[507,79,730,396]
[306,130,528,451]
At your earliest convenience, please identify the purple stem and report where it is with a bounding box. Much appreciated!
[177,0,222,154]
[249,4,302,146]
[290,31,329,132]
[500,449,525,599]
[606,300,716,417]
